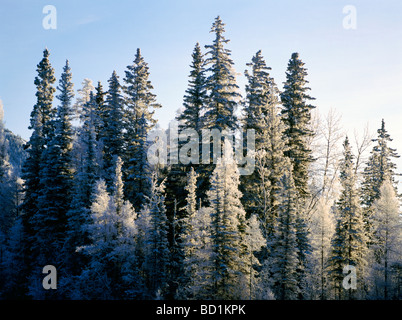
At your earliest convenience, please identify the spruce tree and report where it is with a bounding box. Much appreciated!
[280,52,316,199]
[140,173,170,298]
[123,48,161,130]
[178,42,207,134]
[123,49,159,210]
[241,50,288,232]
[361,119,400,246]
[20,48,56,297]
[203,16,240,132]
[198,16,241,207]
[102,71,125,189]
[124,113,151,211]
[206,144,262,299]
[329,137,368,299]
[268,168,300,300]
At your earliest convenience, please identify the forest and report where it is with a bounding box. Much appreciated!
[0,16,401,300]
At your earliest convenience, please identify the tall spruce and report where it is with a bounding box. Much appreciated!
[361,119,400,246]
[206,143,262,299]
[280,52,316,199]
[123,49,159,210]
[20,48,56,297]
[241,50,288,231]
[102,71,125,189]
[34,60,75,277]
[268,167,300,300]
[329,137,368,300]
[198,16,241,206]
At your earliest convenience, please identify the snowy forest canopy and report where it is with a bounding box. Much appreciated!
[0,16,401,300]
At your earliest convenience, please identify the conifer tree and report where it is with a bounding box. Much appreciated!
[123,49,159,210]
[198,16,241,206]
[167,42,208,213]
[206,143,262,299]
[20,48,56,296]
[177,167,199,298]
[124,113,151,211]
[178,42,207,134]
[123,48,161,130]
[140,173,169,298]
[203,16,240,132]
[268,168,300,300]
[241,50,288,231]
[280,52,316,199]
[361,119,400,246]
[102,71,125,189]
[329,137,368,299]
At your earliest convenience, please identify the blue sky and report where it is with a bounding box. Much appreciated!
[1,0,402,168]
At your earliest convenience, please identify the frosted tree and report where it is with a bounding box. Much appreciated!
[241,50,288,236]
[203,16,240,131]
[64,92,101,276]
[329,136,368,300]
[307,197,335,299]
[361,119,400,246]
[280,52,316,199]
[123,48,161,131]
[0,100,11,181]
[73,78,95,121]
[0,100,16,233]
[197,16,242,208]
[177,167,202,298]
[139,173,170,299]
[267,168,300,300]
[71,166,139,300]
[206,143,262,299]
[370,180,401,299]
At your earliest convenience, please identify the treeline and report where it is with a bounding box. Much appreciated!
[0,16,401,300]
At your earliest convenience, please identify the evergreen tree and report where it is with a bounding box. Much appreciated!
[20,48,56,297]
[178,42,207,134]
[268,168,300,300]
[140,173,170,298]
[167,42,208,214]
[241,50,288,231]
[102,71,125,189]
[206,144,262,299]
[27,60,75,298]
[64,92,101,276]
[123,48,161,130]
[203,16,240,132]
[177,167,199,298]
[361,119,400,246]
[94,80,107,139]
[124,113,151,211]
[280,52,316,199]
[123,49,159,210]
[329,137,368,299]
[198,16,241,207]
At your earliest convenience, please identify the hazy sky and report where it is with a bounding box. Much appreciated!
[1,0,402,169]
